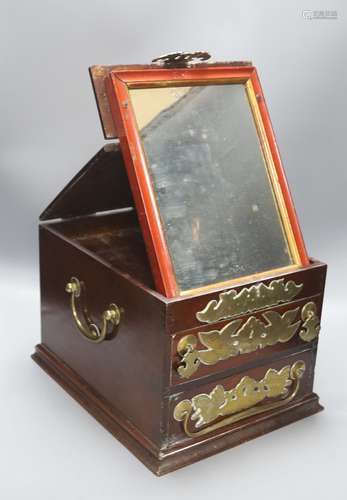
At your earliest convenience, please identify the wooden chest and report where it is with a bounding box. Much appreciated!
[33,56,327,475]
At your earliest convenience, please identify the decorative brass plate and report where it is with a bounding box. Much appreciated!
[177,301,319,379]
[196,279,303,324]
[174,360,305,437]
[300,302,320,341]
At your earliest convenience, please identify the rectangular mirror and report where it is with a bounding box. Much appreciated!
[107,66,308,296]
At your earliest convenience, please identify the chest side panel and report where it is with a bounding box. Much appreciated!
[39,225,166,450]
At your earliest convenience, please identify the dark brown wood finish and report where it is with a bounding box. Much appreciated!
[32,343,322,475]
[166,349,317,448]
[33,66,327,474]
[40,144,134,221]
[35,216,326,474]
[39,225,166,448]
[48,211,153,288]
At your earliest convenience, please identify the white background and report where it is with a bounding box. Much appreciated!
[1,1,346,498]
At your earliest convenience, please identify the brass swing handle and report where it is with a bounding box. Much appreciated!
[65,277,121,343]
[174,360,305,438]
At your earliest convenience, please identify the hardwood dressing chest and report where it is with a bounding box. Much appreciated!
[33,53,327,475]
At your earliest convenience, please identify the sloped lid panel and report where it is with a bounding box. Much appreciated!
[40,143,134,220]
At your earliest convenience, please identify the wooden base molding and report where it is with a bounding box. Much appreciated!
[32,344,323,476]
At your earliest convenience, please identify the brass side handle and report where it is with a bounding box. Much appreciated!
[174,360,305,438]
[65,277,121,343]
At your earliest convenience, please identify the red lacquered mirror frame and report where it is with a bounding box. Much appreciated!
[104,65,309,298]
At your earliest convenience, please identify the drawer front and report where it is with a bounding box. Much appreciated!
[170,295,323,385]
[166,350,316,447]
[167,261,326,334]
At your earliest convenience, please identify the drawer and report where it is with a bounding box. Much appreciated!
[166,349,316,447]
[166,260,326,334]
[170,295,323,385]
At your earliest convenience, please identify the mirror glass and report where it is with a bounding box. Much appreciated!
[129,84,293,292]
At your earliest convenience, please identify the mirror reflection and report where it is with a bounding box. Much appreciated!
[129,84,293,292]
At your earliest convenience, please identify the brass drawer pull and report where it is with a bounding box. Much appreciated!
[65,277,121,343]
[174,360,305,438]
